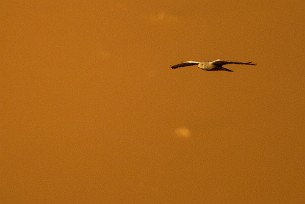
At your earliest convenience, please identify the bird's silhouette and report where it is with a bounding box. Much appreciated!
[171,59,256,72]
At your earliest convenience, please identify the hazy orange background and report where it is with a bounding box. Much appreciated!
[1,0,305,203]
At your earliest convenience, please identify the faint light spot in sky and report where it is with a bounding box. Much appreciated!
[174,126,191,139]
[96,50,110,60]
[113,2,128,11]
[147,70,156,78]
[150,12,179,24]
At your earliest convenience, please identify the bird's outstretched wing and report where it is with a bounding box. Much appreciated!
[211,59,256,66]
[170,61,199,69]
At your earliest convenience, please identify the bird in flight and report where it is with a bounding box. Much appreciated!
[171,59,256,72]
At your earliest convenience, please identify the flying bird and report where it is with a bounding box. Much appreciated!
[171,59,256,72]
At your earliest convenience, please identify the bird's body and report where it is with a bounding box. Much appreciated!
[171,59,256,72]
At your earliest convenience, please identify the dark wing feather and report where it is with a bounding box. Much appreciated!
[170,61,199,69]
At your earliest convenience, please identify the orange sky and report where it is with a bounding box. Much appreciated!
[1,0,305,203]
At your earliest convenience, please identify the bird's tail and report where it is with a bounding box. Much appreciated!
[221,68,234,72]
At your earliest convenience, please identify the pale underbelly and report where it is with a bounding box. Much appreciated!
[198,63,219,71]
